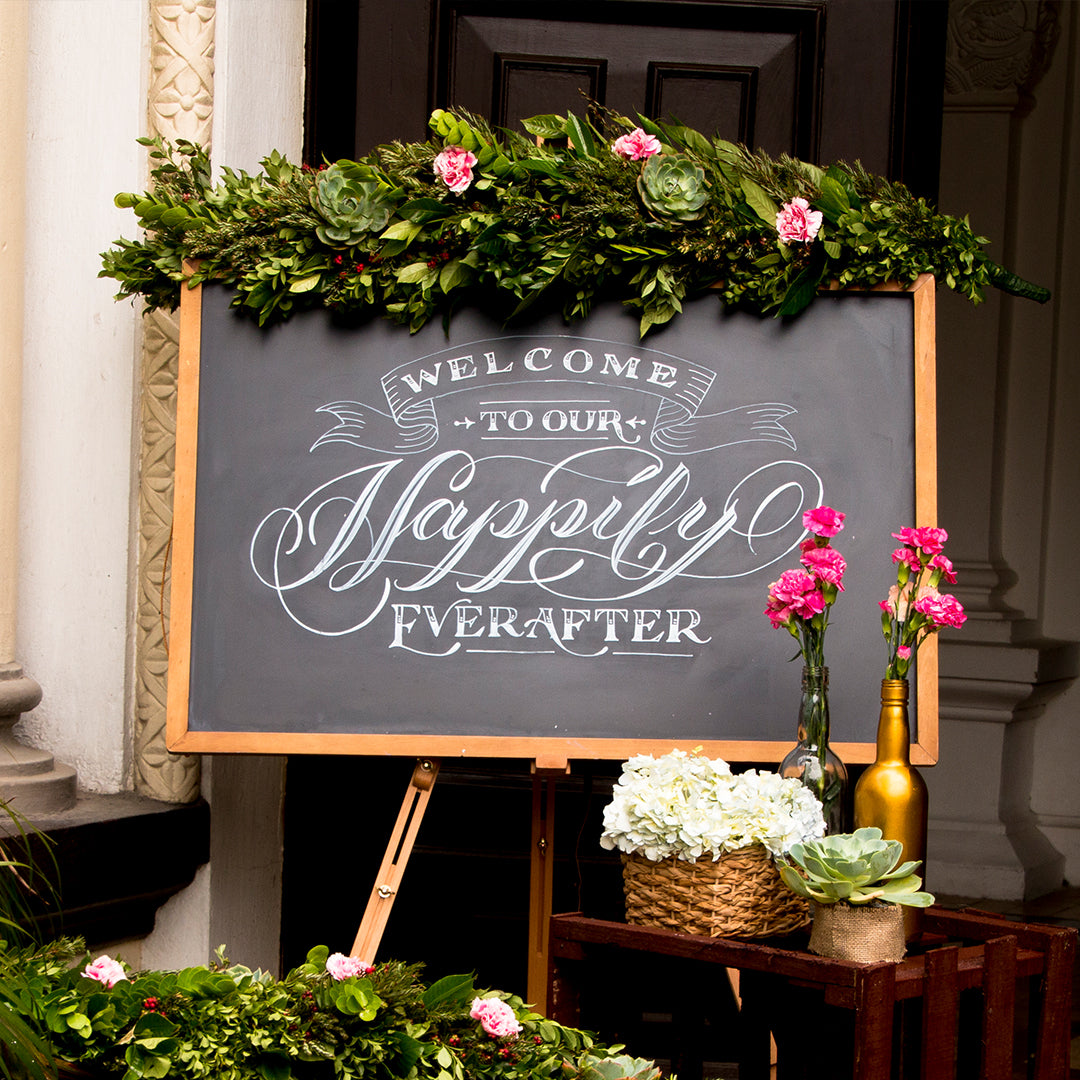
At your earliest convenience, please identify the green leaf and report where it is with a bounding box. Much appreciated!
[815,175,852,221]
[379,220,423,244]
[439,258,472,293]
[516,158,562,177]
[288,274,321,294]
[740,178,779,226]
[398,198,451,223]
[422,973,475,1010]
[822,239,842,259]
[520,114,566,140]
[564,113,596,158]
[777,263,825,317]
[396,262,433,285]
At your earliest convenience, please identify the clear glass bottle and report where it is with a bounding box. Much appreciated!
[779,665,848,833]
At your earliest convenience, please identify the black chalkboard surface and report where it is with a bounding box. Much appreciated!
[167,277,937,764]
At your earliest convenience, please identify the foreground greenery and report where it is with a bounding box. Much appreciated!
[100,106,1048,336]
[0,939,662,1080]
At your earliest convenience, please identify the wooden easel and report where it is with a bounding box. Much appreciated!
[350,755,568,1012]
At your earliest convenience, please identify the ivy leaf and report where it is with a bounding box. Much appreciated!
[740,178,779,227]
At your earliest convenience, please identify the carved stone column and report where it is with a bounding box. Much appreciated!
[927,0,1068,898]
[133,0,215,803]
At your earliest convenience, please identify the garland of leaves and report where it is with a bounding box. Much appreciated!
[100,105,1049,336]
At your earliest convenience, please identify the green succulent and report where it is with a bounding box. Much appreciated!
[310,164,396,245]
[574,1054,666,1080]
[778,826,935,908]
[636,153,708,222]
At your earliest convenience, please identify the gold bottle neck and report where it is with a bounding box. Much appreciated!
[874,678,911,764]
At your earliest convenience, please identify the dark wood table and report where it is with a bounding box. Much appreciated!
[547,907,1076,1080]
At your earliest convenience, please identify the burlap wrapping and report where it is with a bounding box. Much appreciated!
[621,845,810,938]
[808,901,906,962]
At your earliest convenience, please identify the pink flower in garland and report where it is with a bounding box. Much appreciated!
[326,952,373,980]
[433,146,478,194]
[611,127,661,161]
[83,955,127,988]
[776,197,823,243]
[470,996,522,1039]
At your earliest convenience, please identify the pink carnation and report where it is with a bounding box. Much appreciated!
[913,588,967,629]
[83,955,127,988]
[433,146,478,194]
[801,545,847,589]
[929,553,957,583]
[470,996,522,1039]
[326,953,373,980]
[767,569,827,620]
[776,197,823,243]
[892,526,949,555]
[802,505,845,537]
[891,546,922,573]
[880,582,914,621]
[897,646,912,660]
[611,127,661,161]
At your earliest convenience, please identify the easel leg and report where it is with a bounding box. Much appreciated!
[351,758,439,961]
[527,760,567,1011]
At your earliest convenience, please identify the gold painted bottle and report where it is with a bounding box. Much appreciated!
[853,678,928,940]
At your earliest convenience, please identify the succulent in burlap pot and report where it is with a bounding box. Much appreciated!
[778,826,935,962]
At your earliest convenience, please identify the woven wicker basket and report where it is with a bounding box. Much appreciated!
[621,844,810,938]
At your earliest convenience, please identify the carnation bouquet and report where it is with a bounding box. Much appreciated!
[880,526,966,679]
[600,749,825,863]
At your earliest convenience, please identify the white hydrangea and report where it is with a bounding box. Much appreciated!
[600,749,825,862]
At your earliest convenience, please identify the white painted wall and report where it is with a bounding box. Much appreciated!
[16,0,148,792]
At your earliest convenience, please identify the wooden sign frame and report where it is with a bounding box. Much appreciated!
[167,274,937,766]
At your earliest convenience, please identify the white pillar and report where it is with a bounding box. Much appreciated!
[0,0,75,813]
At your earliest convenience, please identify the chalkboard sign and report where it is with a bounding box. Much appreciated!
[167,276,937,764]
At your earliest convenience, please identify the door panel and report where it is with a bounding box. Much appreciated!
[306,0,945,197]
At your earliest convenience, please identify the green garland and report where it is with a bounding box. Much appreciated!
[100,105,1049,336]
[3,937,660,1080]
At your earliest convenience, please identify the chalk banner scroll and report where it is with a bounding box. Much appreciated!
[168,277,937,764]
